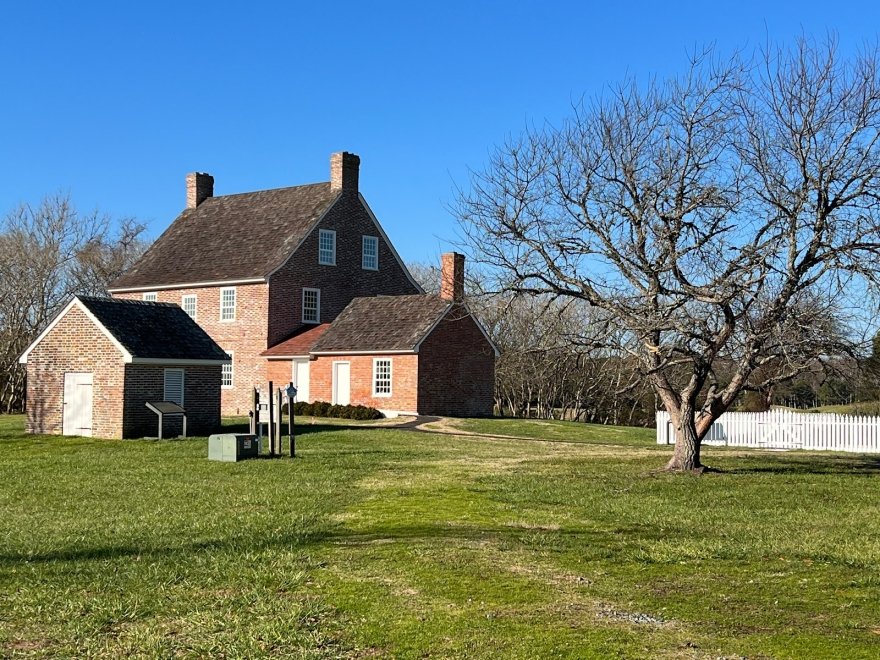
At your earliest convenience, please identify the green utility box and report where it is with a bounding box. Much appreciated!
[208,434,259,462]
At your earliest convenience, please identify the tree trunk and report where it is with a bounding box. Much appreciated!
[666,414,703,472]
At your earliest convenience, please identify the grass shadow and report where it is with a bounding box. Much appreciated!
[726,453,880,475]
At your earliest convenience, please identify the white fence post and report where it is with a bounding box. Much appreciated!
[655,409,880,454]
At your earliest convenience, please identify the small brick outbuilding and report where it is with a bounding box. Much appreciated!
[19,296,230,439]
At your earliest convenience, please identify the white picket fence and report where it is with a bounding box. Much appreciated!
[656,409,880,453]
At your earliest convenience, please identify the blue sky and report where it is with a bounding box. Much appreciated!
[2,1,879,266]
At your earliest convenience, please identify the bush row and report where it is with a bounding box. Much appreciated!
[291,400,384,420]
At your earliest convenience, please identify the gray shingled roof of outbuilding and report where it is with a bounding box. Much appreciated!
[311,295,452,353]
[109,183,339,289]
[77,296,230,361]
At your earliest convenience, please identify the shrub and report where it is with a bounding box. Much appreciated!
[291,400,383,420]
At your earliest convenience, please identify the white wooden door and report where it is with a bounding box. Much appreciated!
[292,359,311,403]
[63,372,93,437]
[332,362,350,406]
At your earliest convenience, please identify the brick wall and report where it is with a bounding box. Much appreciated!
[267,191,420,347]
[122,364,222,438]
[310,353,419,414]
[25,305,126,438]
[417,307,495,417]
[114,283,268,415]
[266,359,293,387]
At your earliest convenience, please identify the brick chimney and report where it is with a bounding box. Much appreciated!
[186,172,214,209]
[440,252,465,302]
[330,152,360,192]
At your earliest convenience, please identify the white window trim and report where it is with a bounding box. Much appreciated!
[221,350,233,389]
[142,292,157,302]
[362,235,379,271]
[182,294,197,319]
[219,286,236,322]
[302,287,321,324]
[318,229,336,266]
[372,357,392,398]
[164,368,185,406]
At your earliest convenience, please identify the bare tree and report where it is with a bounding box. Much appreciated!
[0,194,148,412]
[456,38,880,472]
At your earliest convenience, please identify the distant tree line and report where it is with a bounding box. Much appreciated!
[0,194,147,413]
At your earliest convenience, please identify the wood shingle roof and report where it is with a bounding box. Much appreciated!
[109,183,339,289]
[77,296,230,361]
[310,295,452,353]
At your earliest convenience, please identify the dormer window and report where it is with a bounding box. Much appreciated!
[318,229,336,265]
[302,288,320,323]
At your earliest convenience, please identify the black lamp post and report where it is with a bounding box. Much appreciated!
[285,383,297,457]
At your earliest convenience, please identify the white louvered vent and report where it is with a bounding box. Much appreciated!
[164,369,184,406]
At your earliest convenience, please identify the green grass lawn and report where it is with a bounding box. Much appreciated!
[1,415,879,658]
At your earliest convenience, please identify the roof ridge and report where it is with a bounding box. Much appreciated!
[204,181,330,201]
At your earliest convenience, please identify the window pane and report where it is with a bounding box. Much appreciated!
[319,230,336,265]
[182,295,197,319]
[373,359,391,396]
[303,288,320,323]
[143,292,157,302]
[220,288,236,321]
[362,236,378,270]
[222,352,233,387]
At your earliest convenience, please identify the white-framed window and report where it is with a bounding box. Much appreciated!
[362,235,378,270]
[373,358,392,397]
[143,292,157,302]
[220,287,236,321]
[182,294,197,319]
[318,229,336,265]
[222,351,233,388]
[302,288,320,323]
[164,368,184,406]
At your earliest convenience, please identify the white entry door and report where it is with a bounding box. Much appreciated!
[63,372,93,437]
[332,362,350,406]
[292,358,311,403]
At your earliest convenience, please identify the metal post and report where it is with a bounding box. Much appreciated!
[268,381,274,457]
[288,381,295,458]
[275,388,283,456]
[182,413,187,438]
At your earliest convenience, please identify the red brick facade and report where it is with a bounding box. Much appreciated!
[266,190,420,347]
[417,308,496,417]
[310,354,420,414]
[115,284,269,415]
[305,307,495,417]
[26,306,126,438]
[24,305,223,439]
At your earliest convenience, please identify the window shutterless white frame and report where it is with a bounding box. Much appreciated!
[318,229,336,265]
[220,287,236,321]
[302,288,320,323]
[362,235,378,270]
[164,368,185,406]
[372,358,392,397]
[182,294,197,319]
[143,292,157,302]
[221,351,233,388]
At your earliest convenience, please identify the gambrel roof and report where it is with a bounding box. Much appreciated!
[109,183,339,290]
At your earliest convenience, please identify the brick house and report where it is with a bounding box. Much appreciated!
[267,253,498,416]
[107,152,495,417]
[19,296,228,438]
